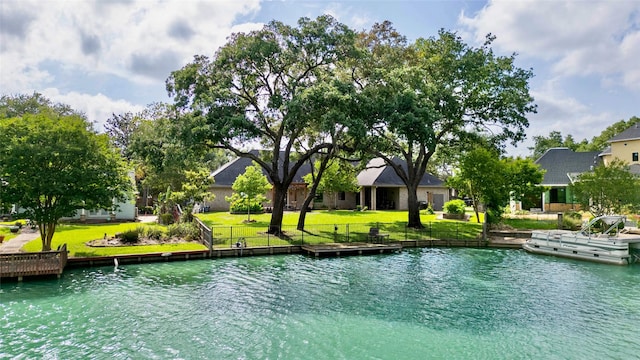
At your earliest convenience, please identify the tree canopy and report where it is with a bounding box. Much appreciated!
[0,106,132,251]
[570,160,640,217]
[355,24,536,228]
[226,164,272,221]
[167,15,359,234]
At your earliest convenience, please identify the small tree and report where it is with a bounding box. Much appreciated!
[303,160,360,210]
[570,160,640,217]
[226,164,272,221]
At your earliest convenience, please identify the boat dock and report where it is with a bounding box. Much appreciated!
[301,242,402,257]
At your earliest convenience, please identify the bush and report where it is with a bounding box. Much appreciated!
[166,223,201,241]
[561,211,583,230]
[117,229,139,244]
[14,221,23,229]
[444,199,466,214]
[159,213,174,225]
[229,202,263,214]
[142,226,164,240]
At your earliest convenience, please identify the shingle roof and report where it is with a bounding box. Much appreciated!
[213,153,445,188]
[357,158,444,187]
[608,123,640,143]
[535,148,601,186]
[211,150,311,186]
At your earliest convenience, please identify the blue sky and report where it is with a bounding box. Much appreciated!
[1,0,639,157]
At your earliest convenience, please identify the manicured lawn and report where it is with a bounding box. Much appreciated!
[22,223,206,257]
[501,218,558,230]
[197,210,485,247]
[0,226,18,242]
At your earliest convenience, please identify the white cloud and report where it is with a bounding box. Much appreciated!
[460,0,640,91]
[41,88,145,132]
[1,0,263,90]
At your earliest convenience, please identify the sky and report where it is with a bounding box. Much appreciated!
[1,0,639,157]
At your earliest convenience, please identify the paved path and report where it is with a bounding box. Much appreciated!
[0,228,40,253]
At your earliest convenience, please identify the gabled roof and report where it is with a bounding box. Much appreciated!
[357,158,444,187]
[212,152,445,188]
[535,148,601,186]
[608,123,640,143]
[211,150,311,186]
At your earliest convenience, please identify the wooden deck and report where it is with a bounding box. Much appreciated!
[0,244,67,280]
[301,242,402,257]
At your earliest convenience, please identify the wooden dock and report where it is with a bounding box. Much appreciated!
[0,244,67,280]
[301,242,402,257]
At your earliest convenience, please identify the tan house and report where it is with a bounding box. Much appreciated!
[204,153,449,212]
[535,123,640,212]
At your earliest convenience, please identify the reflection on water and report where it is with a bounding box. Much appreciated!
[2,248,640,359]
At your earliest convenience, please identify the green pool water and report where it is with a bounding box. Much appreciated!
[2,248,640,359]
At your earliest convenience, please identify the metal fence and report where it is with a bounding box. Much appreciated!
[209,221,483,248]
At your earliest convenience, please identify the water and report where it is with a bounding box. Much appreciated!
[2,248,640,359]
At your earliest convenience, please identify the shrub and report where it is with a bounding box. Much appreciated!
[444,199,466,214]
[142,226,164,240]
[159,213,174,225]
[561,211,583,230]
[117,229,139,243]
[14,221,23,229]
[229,202,263,214]
[166,223,201,241]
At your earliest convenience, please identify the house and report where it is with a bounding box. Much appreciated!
[357,158,449,211]
[534,123,640,212]
[534,148,601,212]
[600,122,640,172]
[204,153,449,211]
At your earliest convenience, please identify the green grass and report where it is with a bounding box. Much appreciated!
[0,226,18,241]
[197,210,485,247]
[22,223,206,257]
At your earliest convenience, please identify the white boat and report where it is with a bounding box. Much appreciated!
[523,215,640,265]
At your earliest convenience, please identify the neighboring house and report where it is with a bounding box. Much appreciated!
[534,148,601,212]
[64,170,138,222]
[205,152,449,211]
[600,123,640,168]
[534,123,640,212]
[357,158,449,211]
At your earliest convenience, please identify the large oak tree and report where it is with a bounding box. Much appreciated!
[167,15,358,234]
[355,24,536,228]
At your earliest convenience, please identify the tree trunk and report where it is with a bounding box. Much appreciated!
[297,152,332,231]
[406,184,423,229]
[269,184,287,235]
[39,222,56,251]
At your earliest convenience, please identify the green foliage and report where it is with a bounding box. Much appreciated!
[562,212,583,230]
[355,24,535,228]
[159,213,174,225]
[444,199,466,214]
[141,226,164,240]
[167,15,360,233]
[570,160,640,216]
[166,222,200,241]
[303,160,359,209]
[226,163,271,218]
[0,95,132,251]
[117,229,140,244]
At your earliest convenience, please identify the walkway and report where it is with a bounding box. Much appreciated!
[0,228,40,253]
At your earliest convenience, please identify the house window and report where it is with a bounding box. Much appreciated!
[338,192,346,201]
[633,152,639,162]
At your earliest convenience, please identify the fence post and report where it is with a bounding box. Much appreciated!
[347,224,350,242]
[267,229,270,247]
[230,226,233,248]
[301,227,304,245]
